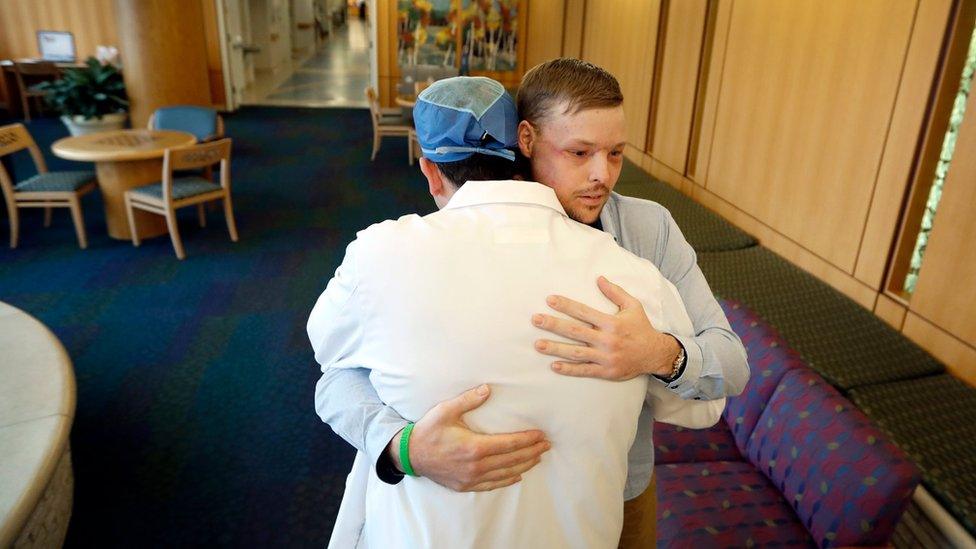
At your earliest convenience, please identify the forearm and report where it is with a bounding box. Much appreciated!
[314,366,408,463]
[658,212,750,400]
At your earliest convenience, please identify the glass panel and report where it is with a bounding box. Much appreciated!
[905,23,976,294]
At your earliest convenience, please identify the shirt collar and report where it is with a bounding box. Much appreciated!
[443,180,568,217]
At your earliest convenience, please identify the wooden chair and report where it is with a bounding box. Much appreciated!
[365,86,413,162]
[148,106,225,183]
[147,106,225,142]
[0,123,96,249]
[12,61,60,122]
[123,138,238,260]
[408,129,421,166]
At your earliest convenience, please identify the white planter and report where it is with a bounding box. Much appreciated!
[60,113,127,136]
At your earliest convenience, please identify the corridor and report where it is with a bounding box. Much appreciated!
[242,16,370,108]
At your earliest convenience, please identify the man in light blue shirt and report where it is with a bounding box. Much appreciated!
[314,58,749,544]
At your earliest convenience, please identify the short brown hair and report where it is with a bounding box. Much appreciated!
[516,58,623,127]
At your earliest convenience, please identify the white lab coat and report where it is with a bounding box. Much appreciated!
[309,181,725,548]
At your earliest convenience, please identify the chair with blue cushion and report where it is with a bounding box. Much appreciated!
[0,123,96,249]
[148,106,225,184]
[123,138,238,260]
[147,106,224,142]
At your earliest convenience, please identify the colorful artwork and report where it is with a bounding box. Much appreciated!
[397,0,458,67]
[460,0,519,72]
[396,0,520,73]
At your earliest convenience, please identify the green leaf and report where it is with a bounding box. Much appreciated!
[34,55,128,118]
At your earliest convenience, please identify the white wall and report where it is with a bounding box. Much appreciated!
[249,0,292,71]
[291,0,315,53]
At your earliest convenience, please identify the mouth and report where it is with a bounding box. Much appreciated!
[576,192,607,207]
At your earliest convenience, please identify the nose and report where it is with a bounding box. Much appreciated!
[589,153,611,184]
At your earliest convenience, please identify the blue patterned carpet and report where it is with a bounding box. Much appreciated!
[0,108,433,546]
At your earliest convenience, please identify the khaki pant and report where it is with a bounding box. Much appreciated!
[618,476,656,549]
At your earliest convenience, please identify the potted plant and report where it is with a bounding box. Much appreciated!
[37,56,129,136]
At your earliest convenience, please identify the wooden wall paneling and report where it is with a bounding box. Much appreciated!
[0,0,118,61]
[376,0,390,79]
[648,0,708,174]
[854,0,958,290]
[883,0,976,296]
[691,184,879,310]
[690,0,732,184]
[0,0,119,105]
[581,0,660,149]
[115,0,213,128]
[903,313,976,387]
[874,293,908,330]
[854,0,956,289]
[561,0,585,59]
[704,0,918,273]
[374,0,396,107]
[201,0,227,107]
[644,0,670,161]
[525,0,565,71]
[909,85,976,354]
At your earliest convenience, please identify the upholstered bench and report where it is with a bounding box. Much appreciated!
[654,301,920,547]
[615,161,758,252]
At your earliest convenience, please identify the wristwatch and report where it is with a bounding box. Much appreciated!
[657,343,686,383]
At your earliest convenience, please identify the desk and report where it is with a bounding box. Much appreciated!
[0,60,83,119]
[0,301,76,547]
[51,129,197,240]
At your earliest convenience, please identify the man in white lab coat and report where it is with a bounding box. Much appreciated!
[308,76,723,547]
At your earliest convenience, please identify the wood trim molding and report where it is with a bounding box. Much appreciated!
[903,312,976,387]
[691,0,733,186]
[686,0,720,180]
[874,293,908,331]
[644,0,671,155]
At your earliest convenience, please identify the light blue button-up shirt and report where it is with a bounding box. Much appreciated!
[313,191,750,500]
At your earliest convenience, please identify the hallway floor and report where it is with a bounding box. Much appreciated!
[242,17,370,108]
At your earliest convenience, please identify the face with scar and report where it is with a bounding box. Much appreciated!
[516,59,627,224]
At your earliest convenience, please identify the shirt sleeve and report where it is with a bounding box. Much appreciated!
[308,238,410,481]
[653,210,750,400]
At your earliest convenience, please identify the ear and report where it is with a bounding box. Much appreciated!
[517,120,537,158]
[420,157,445,197]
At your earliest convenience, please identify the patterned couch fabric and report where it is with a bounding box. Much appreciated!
[654,423,741,464]
[656,461,815,548]
[849,374,976,536]
[747,369,921,547]
[654,300,804,465]
[719,300,807,454]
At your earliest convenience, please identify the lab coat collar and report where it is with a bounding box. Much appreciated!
[443,180,568,217]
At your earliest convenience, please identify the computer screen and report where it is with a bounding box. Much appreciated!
[37,31,76,62]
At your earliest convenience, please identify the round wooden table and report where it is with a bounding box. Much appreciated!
[51,129,197,240]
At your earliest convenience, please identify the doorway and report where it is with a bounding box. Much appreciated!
[219,0,375,109]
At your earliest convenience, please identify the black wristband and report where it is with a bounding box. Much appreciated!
[375,447,405,485]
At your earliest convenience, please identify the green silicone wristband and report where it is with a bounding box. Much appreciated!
[400,422,417,477]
